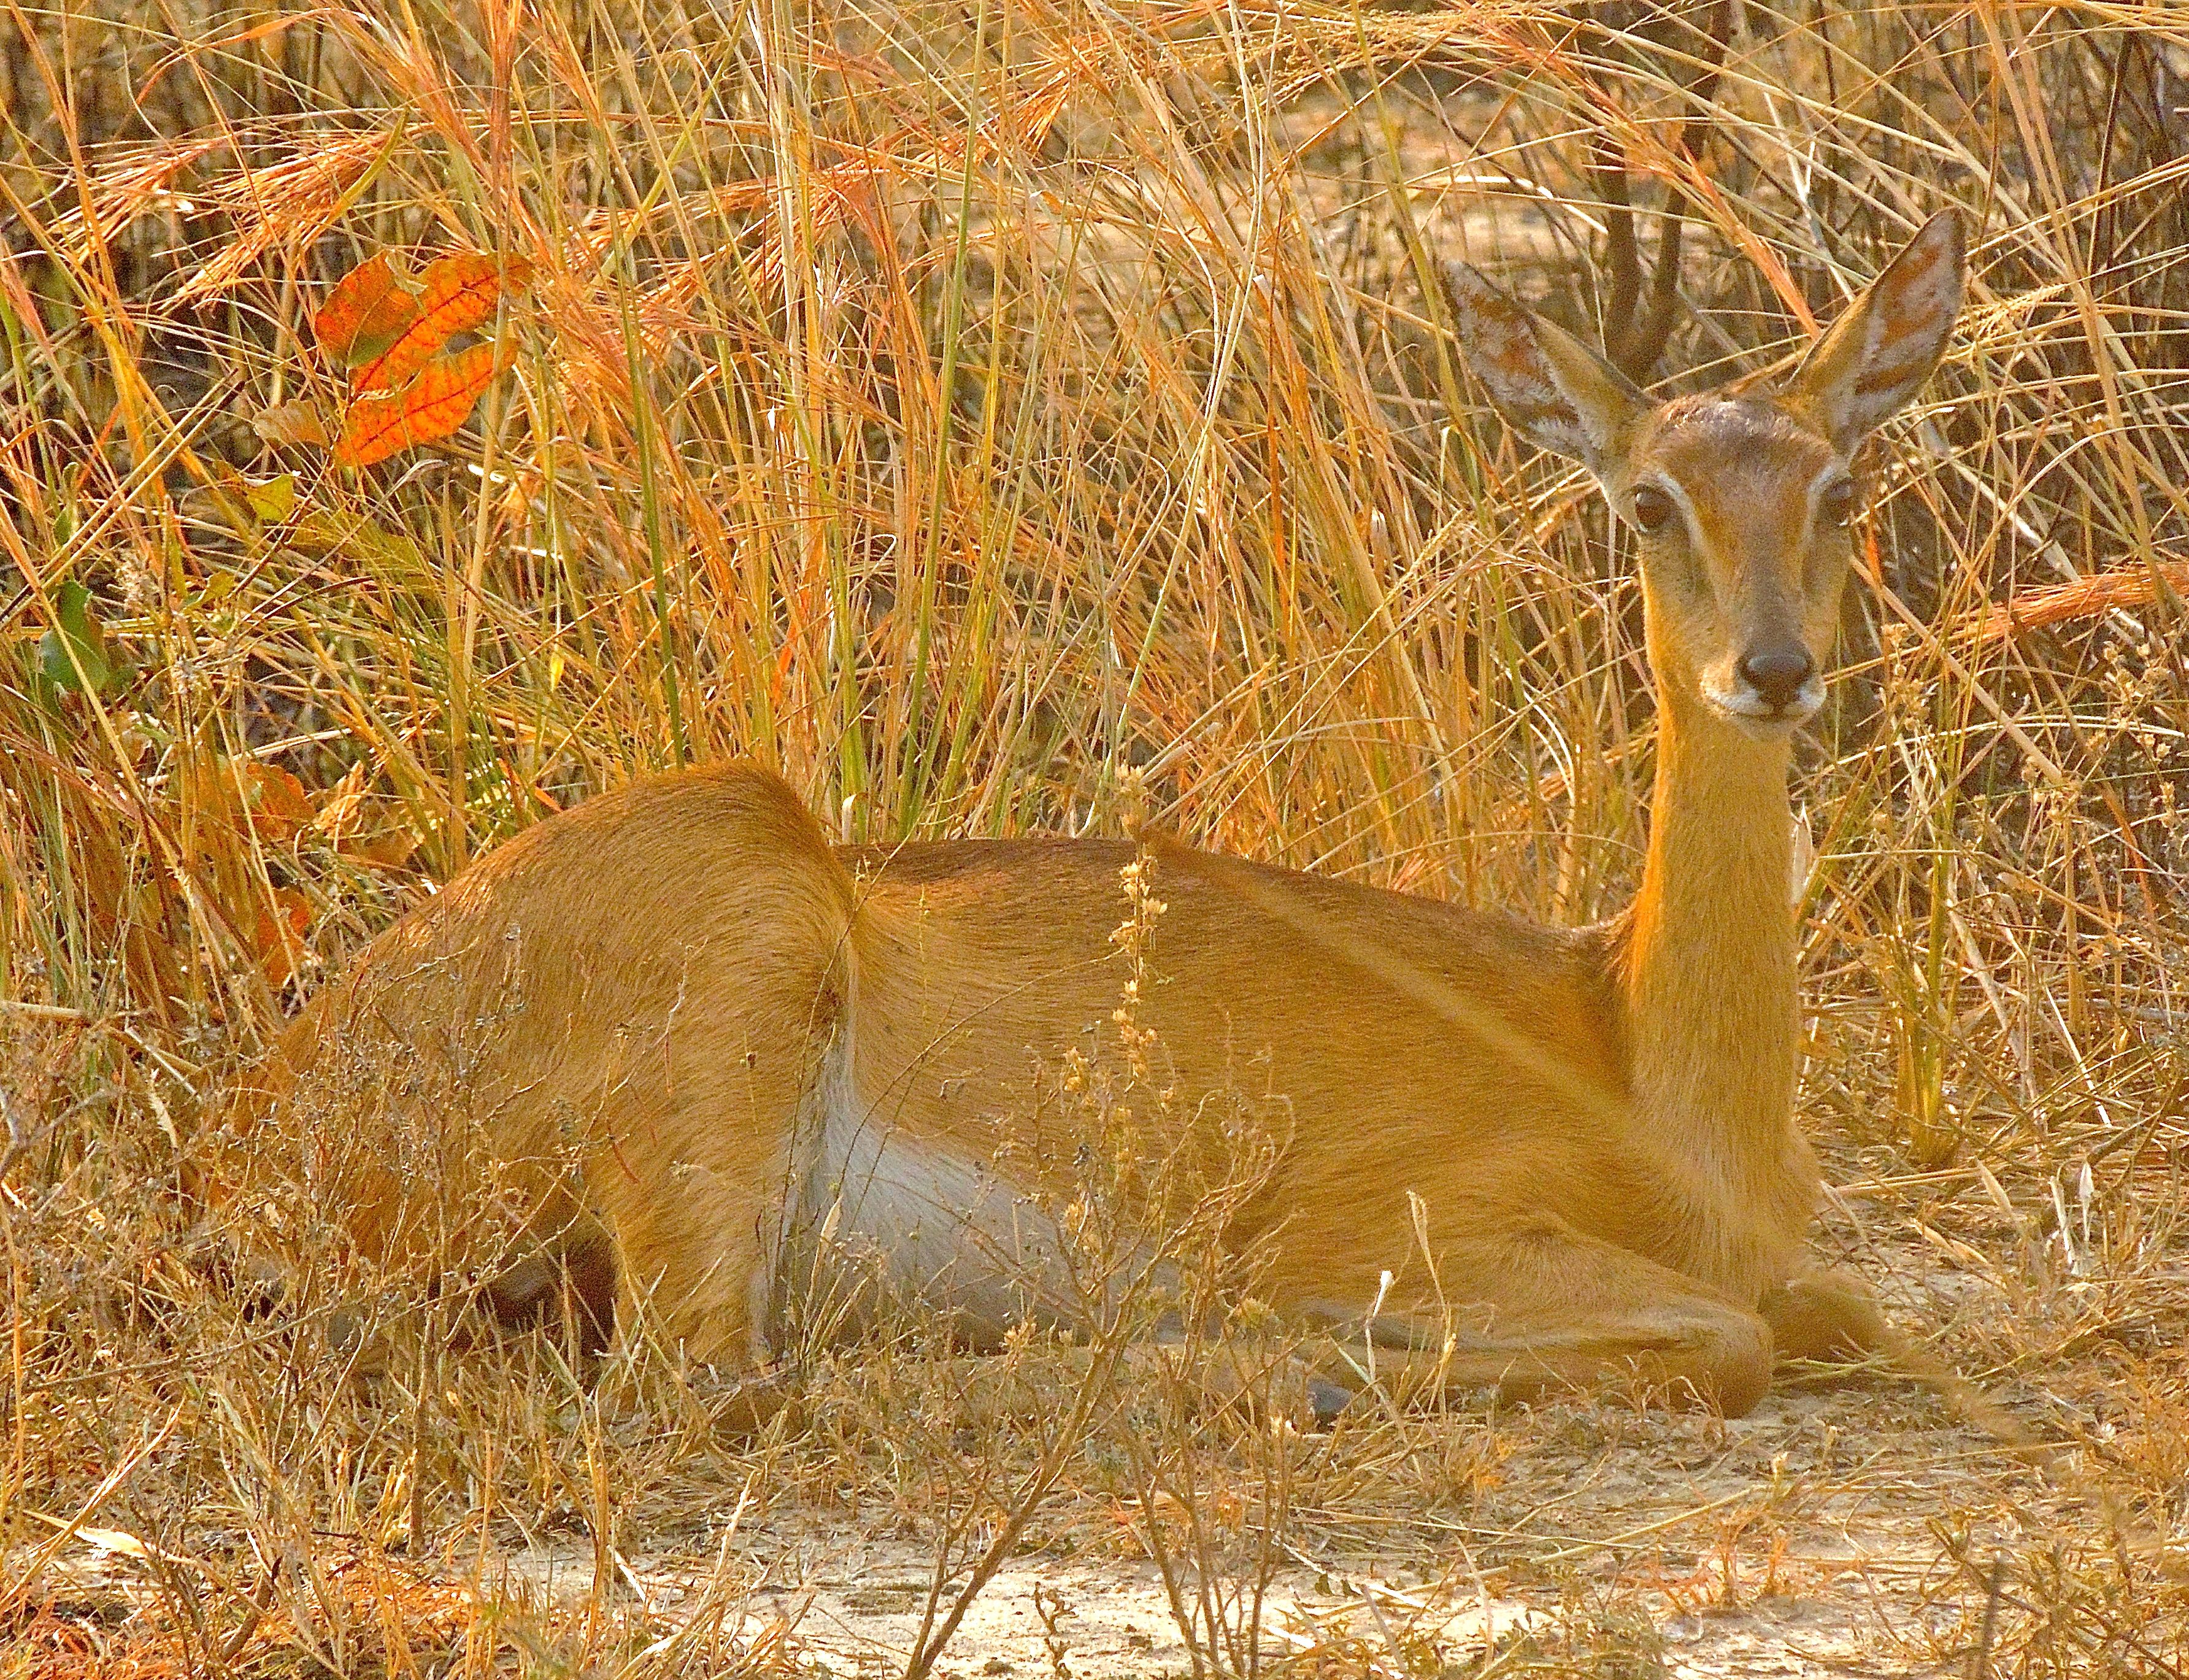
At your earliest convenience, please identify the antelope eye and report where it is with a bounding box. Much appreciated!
[1630,485,1674,534]
[1820,478,1856,527]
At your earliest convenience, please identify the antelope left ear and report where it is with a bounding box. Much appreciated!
[1789,211,1966,451]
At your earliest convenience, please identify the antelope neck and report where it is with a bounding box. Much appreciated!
[1616,685,1802,1176]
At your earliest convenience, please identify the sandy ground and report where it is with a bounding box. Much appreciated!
[478,1377,2053,1677]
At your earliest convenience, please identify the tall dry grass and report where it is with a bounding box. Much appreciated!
[4,0,2187,1671]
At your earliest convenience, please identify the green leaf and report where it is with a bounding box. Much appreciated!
[38,579,119,695]
[244,471,301,523]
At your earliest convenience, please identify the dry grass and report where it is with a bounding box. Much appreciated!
[4,0,2188,1672]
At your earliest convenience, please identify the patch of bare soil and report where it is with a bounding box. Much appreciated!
[482,1381,2056,1677]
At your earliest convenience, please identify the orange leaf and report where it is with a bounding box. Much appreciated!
[342,826,420,871]
[253,887,311,988]
[240,762,314,841]
[315,253,421,371]
[334,342,509,468]
[354,252,533,394]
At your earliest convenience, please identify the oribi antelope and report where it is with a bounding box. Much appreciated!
[213,212,1966,1417]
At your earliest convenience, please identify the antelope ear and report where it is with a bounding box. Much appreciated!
[1443,262,1643,476]
[1789,210,1965,450]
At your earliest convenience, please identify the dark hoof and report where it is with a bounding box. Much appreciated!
[1307,1377,1355,1425]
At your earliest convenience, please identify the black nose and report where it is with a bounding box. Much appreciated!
[1738,646,1815,710]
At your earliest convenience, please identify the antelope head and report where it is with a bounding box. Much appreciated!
[1445,213,1966,732]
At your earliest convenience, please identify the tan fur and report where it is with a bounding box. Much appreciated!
[211,215,1968,1417]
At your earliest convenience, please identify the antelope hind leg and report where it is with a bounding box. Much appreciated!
[1309,1303,1773,1417]
[1299,1220,1776,1416]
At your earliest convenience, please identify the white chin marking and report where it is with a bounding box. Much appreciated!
[1702,687,1819,728]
